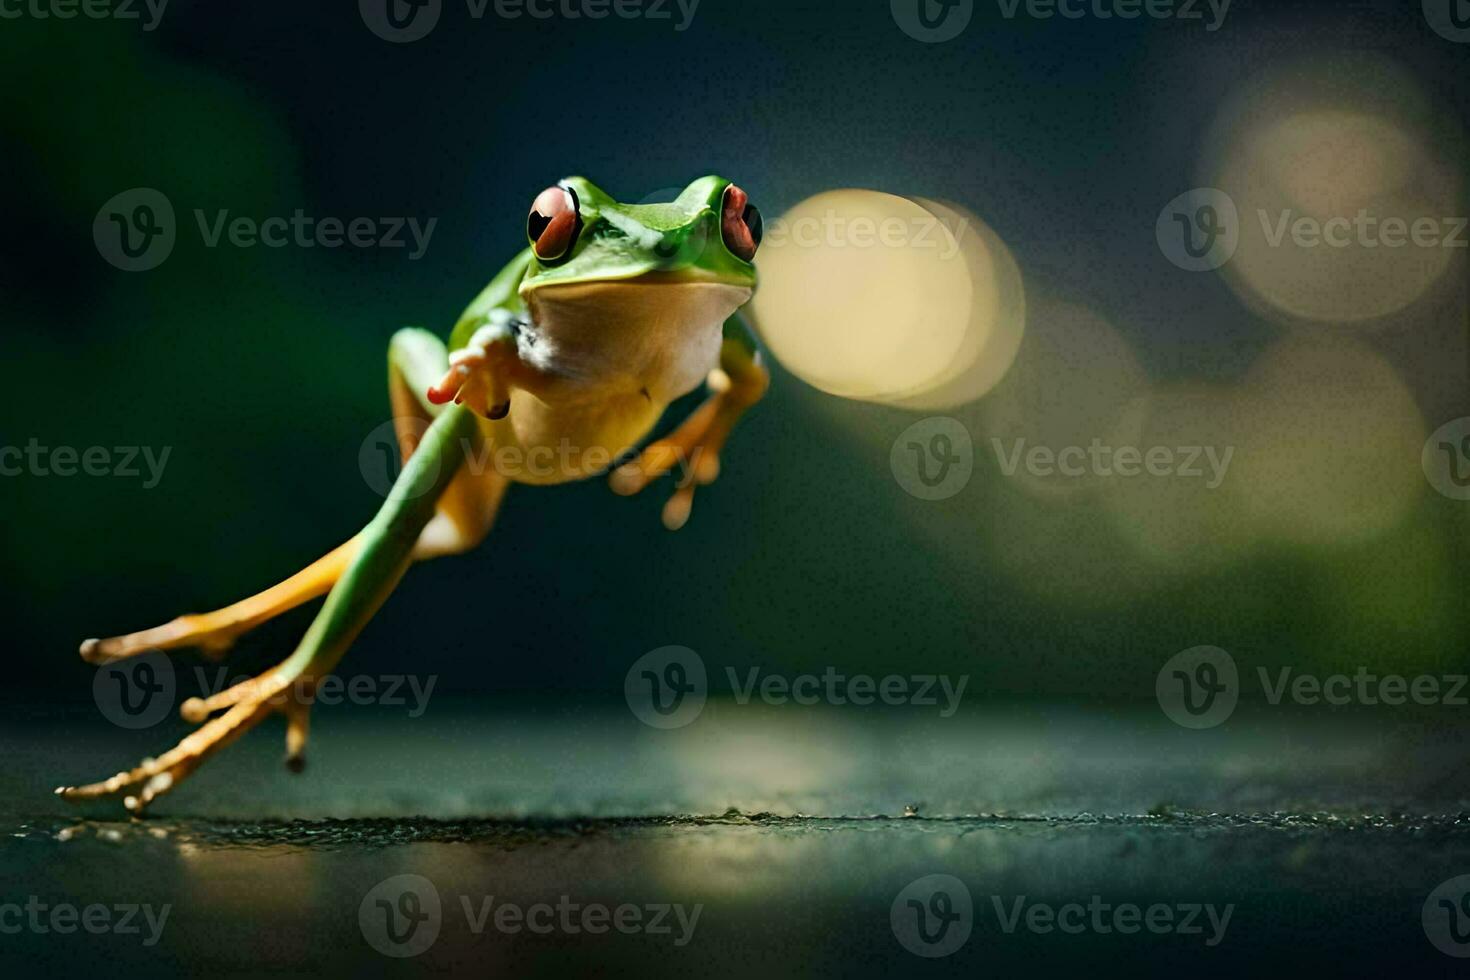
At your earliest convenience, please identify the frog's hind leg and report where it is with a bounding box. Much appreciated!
[610,316,768,530]
[58,403,482,813]
[77,328,497,665]
[61,330,510,811]
[78,539,361,664]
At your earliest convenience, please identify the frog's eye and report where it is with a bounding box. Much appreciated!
[527,185,581,261]
[721,184,762,262]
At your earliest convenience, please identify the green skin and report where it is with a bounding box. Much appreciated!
[61,175,766,809]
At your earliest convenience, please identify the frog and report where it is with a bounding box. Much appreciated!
[57,175,769,812]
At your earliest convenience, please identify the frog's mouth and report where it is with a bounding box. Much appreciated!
[524,277,753,339]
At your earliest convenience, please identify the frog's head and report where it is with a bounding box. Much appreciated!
[520,175,761,294]
[515,178,760,368]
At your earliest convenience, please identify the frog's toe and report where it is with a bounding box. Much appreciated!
[428,319,518,420]
[79,618,242,665]
[611,375,749,530]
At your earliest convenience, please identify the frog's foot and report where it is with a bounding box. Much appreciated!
[427,314,522,421]
[56,665,311,812]
[609,359,769,530]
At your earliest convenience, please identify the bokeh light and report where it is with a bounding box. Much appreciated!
[887,198,1026,411]
[1102,384,1255,572]
[976,299,1148,500]
[1230,331,1426,547]
[1203,54,1464,327]
[749,189,1024,407]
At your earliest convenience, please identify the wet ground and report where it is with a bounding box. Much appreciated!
[4,699,1470,977]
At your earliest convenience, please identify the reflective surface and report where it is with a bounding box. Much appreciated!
[5,700,1470,976]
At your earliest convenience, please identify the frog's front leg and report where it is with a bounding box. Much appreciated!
[426,309,523,420]
[610,314,768,530]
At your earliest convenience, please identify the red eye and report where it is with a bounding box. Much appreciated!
[527,185,581,261]
[721,184,762,262]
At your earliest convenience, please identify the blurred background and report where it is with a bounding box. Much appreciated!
[0,0,1466,709]
[4,3,1470,976]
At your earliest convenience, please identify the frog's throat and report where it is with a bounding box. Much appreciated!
[520,279,753,405]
